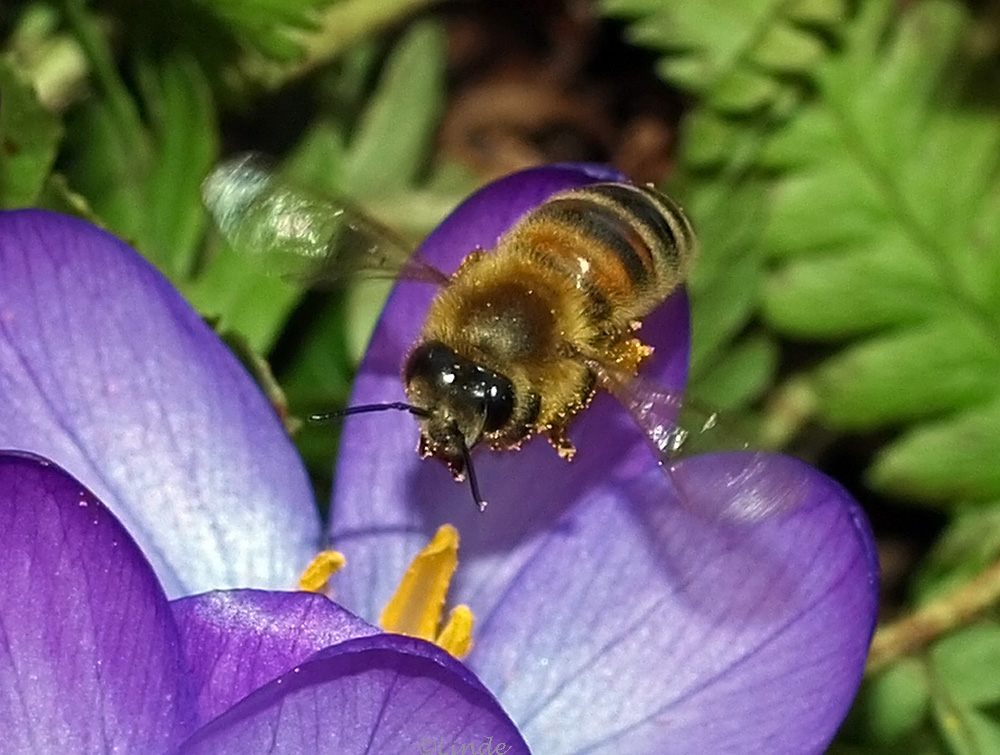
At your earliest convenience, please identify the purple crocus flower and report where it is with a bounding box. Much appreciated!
[331,165,880,753]
[0,450,529,752]
[0,207,320,598]
[0,164,879,755]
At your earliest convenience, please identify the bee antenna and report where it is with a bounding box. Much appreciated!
[310,403,487,513]
[309,402,431,422]
[456,432,488,514]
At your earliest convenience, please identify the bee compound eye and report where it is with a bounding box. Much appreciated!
[404,342,456,387]
[480,372,514,432]
[404,342,514,434]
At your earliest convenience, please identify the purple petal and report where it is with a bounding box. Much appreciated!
[465,453,878,753]
[179,634,530,755]
[331,165,691,621]
[0,210,320,596]
[172,589,378,723]
[0,451,195,753]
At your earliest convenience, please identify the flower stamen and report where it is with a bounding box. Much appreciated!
[297,549,346,593]
[437,604,474,658]
[379,524,474,658]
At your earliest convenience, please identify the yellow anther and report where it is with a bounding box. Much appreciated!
[297,550,347,593]
[379,524,475,658]
[380,524,458,639]
[437,605,474,658]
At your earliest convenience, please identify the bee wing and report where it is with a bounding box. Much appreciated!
[202,153,449,288]
[590,361,690,462]
[593,363,805,523]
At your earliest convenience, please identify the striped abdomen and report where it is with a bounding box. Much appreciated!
[501,182,697,323]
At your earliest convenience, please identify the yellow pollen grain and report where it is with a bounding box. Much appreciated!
[379,524,460,641]
[296,550,347,593]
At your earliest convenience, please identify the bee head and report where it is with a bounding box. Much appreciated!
[403,341,515,477]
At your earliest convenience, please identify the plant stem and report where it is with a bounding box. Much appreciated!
[866,555,1000,674]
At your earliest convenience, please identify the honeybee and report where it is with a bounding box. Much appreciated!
[203,156,721,514]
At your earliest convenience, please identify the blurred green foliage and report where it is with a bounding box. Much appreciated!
[0,57,61,203]
[838,623,1000,753]
[2,0,1000,751]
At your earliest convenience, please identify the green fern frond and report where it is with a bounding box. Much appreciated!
[761,0,1000,505]
[603,0,846,109]
[602,0,849,168]
[668,170,778,413]
[604,0,852,416]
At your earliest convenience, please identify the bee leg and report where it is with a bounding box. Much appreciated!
[546,426,577,462]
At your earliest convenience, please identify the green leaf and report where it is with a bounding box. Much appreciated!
[63,98,150,243]
[184,235,302,354]
[689,332,778,411]
[61,5,219,280]
[813,319,1000,429]
[758,0,1000,505]
[870,398,1000,504]
[603,0,846,100]
[763,240,941,338]
[932,622,1000,708]
[194,0,330,61]
[669,164,778,418]
[283,118,350,190]
[64,52,218,277]
[930,681,1000,755]
[341,20,447,198]
[0,58,63,207]
[915,500,1000,601]
[278,296,355,410]
[618,0,850,419]
[136,54,219,277]
[193,19,461,368]
[940,711,1000,755]
[342,277,394,364]
[861,659,931,744]
[601,0,849,164]
[962,713,1000,755]
[683,179,766,364]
